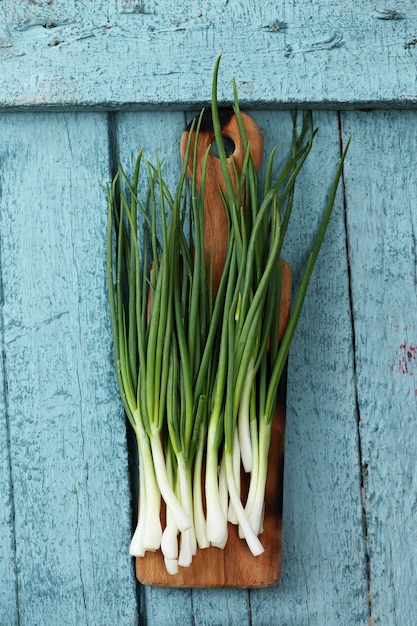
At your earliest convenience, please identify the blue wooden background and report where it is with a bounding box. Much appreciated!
[1,2,417,625]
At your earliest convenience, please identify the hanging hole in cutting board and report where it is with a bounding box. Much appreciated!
[210,135,236,159]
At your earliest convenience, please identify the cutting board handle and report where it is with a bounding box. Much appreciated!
[180,109,264,295]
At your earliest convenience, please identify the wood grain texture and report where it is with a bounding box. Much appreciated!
[341,109,417,626]
[0,274,18,624]
[0,112,138,625]
[0,1,417,109]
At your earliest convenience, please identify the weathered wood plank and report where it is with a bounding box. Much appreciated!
[191,588,250,626]
[0,1,417,109]
[243,110,369,625]
[342,109,417,626]
[0,112,138,625]
[0,275,19,625]
[113,110,194,625]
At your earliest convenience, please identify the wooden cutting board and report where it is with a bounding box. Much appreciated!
[136,110,291,588]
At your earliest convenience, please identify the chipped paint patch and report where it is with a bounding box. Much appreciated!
[388,319,417,396]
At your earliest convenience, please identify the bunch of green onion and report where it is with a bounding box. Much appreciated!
[106,58,349,574]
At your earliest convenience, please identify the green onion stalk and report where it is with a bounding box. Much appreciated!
[106,56,350,573]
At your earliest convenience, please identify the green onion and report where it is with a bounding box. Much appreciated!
[106,56,350,572]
